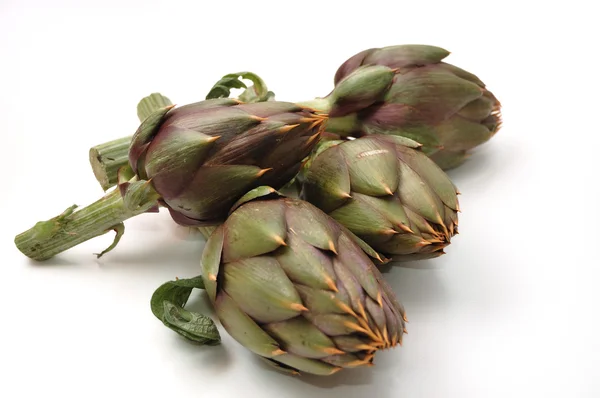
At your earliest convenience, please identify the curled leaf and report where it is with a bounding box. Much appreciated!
[206,72,275,103]
[150,276,221,345]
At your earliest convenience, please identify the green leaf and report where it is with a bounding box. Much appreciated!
[150,276,221,345]
[162,302,220,345]
[137,93,173,121]
[206,71,275,103]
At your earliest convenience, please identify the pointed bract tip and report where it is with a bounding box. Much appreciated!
[325,277,339,292]
[356,301,368,322]
[288,302,309,312]
[257,168,273,177]
[278,124,299,134]
[397,223,414,234]
[403,314,409,322]
[346,358,373,368]
[382,184,394,195]
[309,119,326,131]
[328,240,338,254]
[250,115,267,122]
[207,135,221,142]
[308,131,321,143]
[208,273,217,281]
[321,347,346,356]
[376,292,383,307]
[382,327,390,346]
[416,240,432,248]
[338,191,352,199]
[343,321,368,334]
[382,228,399,235]
[403,328,408,334]
[337,301,357,317]
[271,349,286,356]
[355,344,375,351]
[328,367,343,375]
[272,234,287,246]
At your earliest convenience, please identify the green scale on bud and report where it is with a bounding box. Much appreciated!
[201,187,406,376]
[301,135,460,261]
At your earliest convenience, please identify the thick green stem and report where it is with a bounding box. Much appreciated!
[325,114,360,134]
[15,185,158,261]
[89,136,132,191]
[296,97,332,113]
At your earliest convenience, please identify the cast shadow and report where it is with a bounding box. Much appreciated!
[251,354,378,389]
[380,258,451,311]
[170,333,234,374]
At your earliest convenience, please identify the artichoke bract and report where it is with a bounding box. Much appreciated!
[301,135,459,261]
[201,188,406,376]
[326,45,502,170]
[129,99,325,226]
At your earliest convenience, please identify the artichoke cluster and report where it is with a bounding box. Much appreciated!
[16,44,501,376]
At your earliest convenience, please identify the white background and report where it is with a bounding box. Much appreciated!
[1,0,598,397]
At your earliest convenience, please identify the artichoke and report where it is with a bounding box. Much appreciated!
[129,99,325,226]
[201,187,406,375]
[323,44,502,170]
[301,135,459,261]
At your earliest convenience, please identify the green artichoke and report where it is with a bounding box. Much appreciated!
[201,187,406,375]
[324,44,502,170]
[301,135,459,261]
[129,99,325,226]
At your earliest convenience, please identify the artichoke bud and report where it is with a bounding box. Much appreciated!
[329,65,395,117]
[201,190,405,375]
[331,44,502,170]
[128,100,325,226]
[301,135,459,262]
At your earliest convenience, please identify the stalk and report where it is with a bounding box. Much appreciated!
[89,136,132,191]
[89,93,173,191]
[15,182,159,261]
[295,97,332,112]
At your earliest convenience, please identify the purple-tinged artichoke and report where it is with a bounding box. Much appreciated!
[129,99,325,226]
[323,45,502,170]
[201,187,406,376]
[301,135,459,261]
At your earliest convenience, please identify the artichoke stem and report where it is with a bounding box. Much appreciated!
[325,114,360,135]
[296,97,332,113]
[89,136,132,191]
[14,187,156,261]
